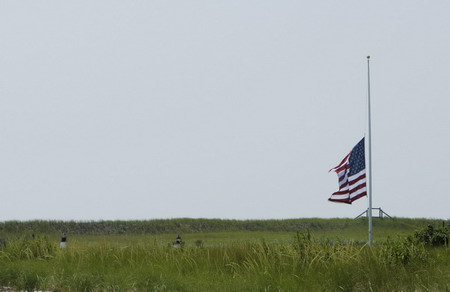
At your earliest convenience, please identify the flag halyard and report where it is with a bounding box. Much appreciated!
[329,138,367,204]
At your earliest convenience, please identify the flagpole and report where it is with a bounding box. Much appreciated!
[366,56,373,245]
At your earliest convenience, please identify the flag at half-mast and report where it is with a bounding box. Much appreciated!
[329,138,366,204]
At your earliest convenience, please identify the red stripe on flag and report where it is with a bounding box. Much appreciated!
[349,192,367,202]
[328,197,352,204]
[349,182,366,194]
[349,174,366,186]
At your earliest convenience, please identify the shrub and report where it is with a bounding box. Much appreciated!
[380,237,428,265]
[414,225,449,247]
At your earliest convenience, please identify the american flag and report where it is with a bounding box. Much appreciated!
[328,138,366,204]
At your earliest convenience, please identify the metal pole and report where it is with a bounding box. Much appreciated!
[367,56,373,245]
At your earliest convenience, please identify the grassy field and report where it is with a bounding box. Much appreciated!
[0,218,449,291]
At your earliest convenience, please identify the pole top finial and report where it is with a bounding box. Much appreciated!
[367,56,371,59]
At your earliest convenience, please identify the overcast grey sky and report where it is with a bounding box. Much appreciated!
[1,1,449,221]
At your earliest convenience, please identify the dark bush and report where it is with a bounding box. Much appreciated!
[414,225,449,247]
[381,237,428,265]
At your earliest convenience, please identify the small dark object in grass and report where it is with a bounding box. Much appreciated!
[172,235,184,248]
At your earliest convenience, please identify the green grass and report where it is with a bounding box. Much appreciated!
[0,217,444,238]
[21,217,438,249]
[1,217,441,246]
[0,218,449,291]
[1,233,450,291]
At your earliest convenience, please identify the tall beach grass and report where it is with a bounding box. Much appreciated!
[1,231,449,291]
